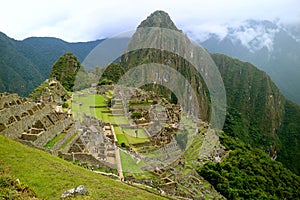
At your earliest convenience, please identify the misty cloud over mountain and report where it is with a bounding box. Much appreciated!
[194,20,300,104]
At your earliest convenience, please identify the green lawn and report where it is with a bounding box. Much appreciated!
[109,116,130,125]
[0,135,166,199]
[72,93,108,119]
[119,150,145,174]
[73,93,106,106]
[71,92,131,126]
[122,128,149,145]
[71,91,148,147]
[44,132,66,149]
[125,134,150,145]
[114,127,129,146]
[115,127,149,146]
[145,151,163,158]
[123,128,148,138]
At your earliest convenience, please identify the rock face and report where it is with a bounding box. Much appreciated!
[61,185,88,199]
[137,10,180,31]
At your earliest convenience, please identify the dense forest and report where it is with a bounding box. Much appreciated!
[199,132,300,199]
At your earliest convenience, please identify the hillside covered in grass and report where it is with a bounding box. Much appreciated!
[0,135,166,199]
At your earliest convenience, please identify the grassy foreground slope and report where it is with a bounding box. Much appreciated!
[0,135,165,199]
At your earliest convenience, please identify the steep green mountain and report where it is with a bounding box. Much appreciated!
[212,54,284,151]
[17,37,102,77]
[97,11,300,176]
[0,32,101,96]
[212,54,300,175]
[49,52,85,91]
[118,11,211,121]
[1,9,299,198]
[0,32,44,96]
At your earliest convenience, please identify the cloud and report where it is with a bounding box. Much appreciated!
[229,22,280,52]
[0,0,299,42]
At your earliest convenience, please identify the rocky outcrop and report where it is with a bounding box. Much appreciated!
[61,185,88,199]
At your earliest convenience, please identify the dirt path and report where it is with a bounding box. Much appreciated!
[111,125,124,180]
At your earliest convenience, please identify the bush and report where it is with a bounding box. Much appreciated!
[62,102,69,108]
[131,112,143,119]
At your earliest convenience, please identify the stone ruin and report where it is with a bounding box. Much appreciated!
[58,114,117,170]
[110,86,182,146]
[29,78,70,102]
[0,93,75,149]
[0,92,119,171]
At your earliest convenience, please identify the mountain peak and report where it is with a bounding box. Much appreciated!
[49,52,82,91]
[138,10,179,31]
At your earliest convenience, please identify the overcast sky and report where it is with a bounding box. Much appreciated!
[1,0,299,42]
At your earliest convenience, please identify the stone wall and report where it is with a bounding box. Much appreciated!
[58,152,116,170]
[0,93,76,149]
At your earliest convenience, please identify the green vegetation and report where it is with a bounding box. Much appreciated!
[72,92,131,126]
[0,135,165,199]
[98,78,113,86]
[109,116,129,125]
[115,127,149,147]
[119,48,211,122]
[28,81,49,101]
[0,32,44,97]
[57,132,78,151]
[49,52,89,91]
[2,11,300,199]
[44,132,66,149]
[114,126,129,147]
[131,112,143,119]
[212,53,284,151]
[98,63,125,84]
[62,102,69,108]
[277,100,300,175]
[211,54,300,175]
[0,164,37,199]
[122,128,149,145]
[119,150,145,174]
[125,135,149,145]
[29,78,70,101]
[72,93,108,119]
[123,128,148,138]
[199,132,300,199]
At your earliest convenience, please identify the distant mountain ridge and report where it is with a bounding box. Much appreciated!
[0,32,102,96]
[197,20,300,104]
